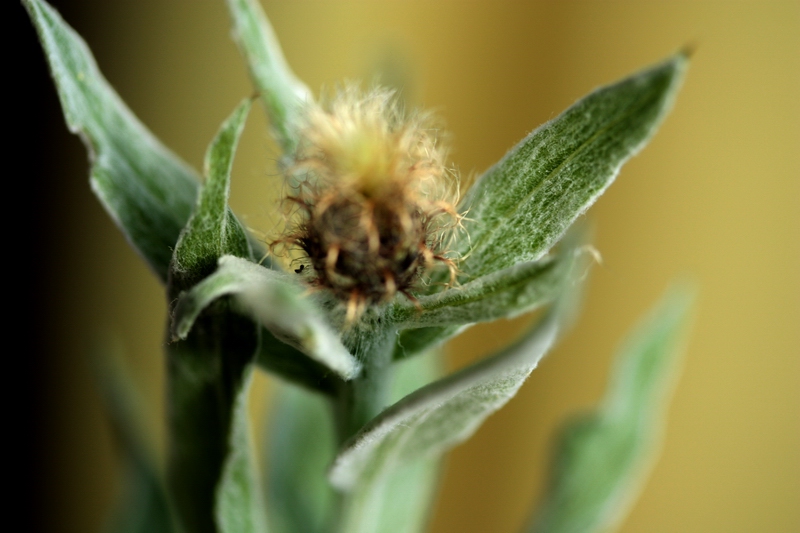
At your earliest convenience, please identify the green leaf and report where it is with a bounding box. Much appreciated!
[528,286,693,533]
[215,365,269,533]
[393,251,575,329]
[329,314,558,493]
[393,324,467,361]
[24,0,200,282]
[265,384,336,533]
[458,53,687,279]
[255,330,342,395]
[392,227,590,360]
[225,0,312,153]
[332,351,444,533]
[171,99,253,288]
[92,339,175,533]
[172,255,360,381]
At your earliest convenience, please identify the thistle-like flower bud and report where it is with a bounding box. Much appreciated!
[276,87,461,320]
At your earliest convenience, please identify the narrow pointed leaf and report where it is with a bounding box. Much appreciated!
[329,314,558,491]
[458,54,687,278]
[173,255,360,380]
[24,0,200,282]
[529,286,693,533]
[215,366,269,533]
[392,228,589,360]
[171,99,253,286]
[226,0,312,153]
[393,251,575,328]
[265,384,336,533]
[332,352,444,533]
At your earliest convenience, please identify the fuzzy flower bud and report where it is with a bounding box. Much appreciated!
[275,87,461,320]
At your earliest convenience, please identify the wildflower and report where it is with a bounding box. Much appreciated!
[275,87,461,320]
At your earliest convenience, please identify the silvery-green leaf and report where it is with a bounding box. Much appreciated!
[225,0,312,153]
[329,314,558,493]
[215,365,269,533]
[528,286,693,533]
[392,228,589,360]
[170,99,253,289]
[172,255,360,380]
[394,254,568,329]
[24,0,200,282]
[458,54,687,278]
[264,384,336,533]
[377,352,445,532]
[331,351,443,533]
[92,339,175,533]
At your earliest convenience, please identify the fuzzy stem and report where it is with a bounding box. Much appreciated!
[333,324,396,444]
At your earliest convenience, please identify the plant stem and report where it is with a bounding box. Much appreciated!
[333,324,396,444]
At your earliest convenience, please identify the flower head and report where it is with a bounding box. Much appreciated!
[275,86,461,320]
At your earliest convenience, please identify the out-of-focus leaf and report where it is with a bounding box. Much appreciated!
[528,286,693,533]
[264,384,336,533]
[329,314,558,495]
[458,54,687,279]
[92,338,175,533]
[24,0,201,282]
[172,255,360,381]
[225,0,312,153]
[215,366,269,533]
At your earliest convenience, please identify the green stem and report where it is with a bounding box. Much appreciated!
[333,324,396,444]
[165,301,258,533]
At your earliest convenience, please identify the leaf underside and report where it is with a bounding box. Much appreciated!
[330,314,559,492]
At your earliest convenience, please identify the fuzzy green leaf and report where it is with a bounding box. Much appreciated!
[215,366,269,533]
[529,286,693,533]
[393,252,576,329]
[392,228,588,360]
[225,0,312,153]
[265,384,336,533]
[172,255,360,380]
[458,54,687,278]
[331,352,443,533]
[24,0,200,282]
[393,325,467,361]
[171,99,253,287]
[329,314,558,492]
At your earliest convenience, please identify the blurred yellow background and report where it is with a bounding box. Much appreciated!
[33,1,798,532]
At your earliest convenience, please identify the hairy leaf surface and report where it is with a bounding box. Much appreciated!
[329,314,558,491]
[173,255,359,381]
[459,54,687,278]
[226,0,312,153]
